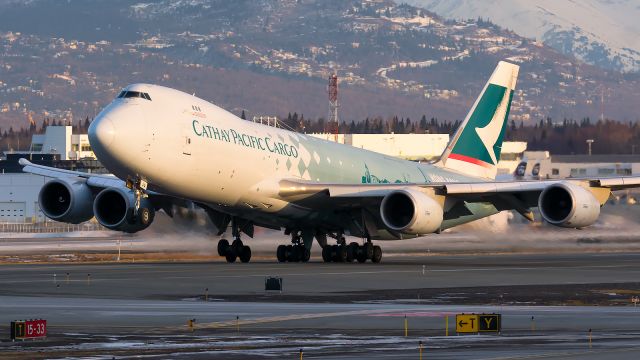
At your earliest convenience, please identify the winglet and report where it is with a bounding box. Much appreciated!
[436,61,519,179]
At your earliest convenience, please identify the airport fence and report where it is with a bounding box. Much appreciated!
[0,222,105,233]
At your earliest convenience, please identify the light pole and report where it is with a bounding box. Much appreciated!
[586,139,594,156]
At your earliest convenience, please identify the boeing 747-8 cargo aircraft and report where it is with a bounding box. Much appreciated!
[21,61,640,263]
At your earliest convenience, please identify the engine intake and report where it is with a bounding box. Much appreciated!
[38,178,94,224]
[538,182,600,228]
[93,187,155,233]
[380,189,443,235]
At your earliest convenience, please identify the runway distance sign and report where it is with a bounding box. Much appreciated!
[10,319,47,340]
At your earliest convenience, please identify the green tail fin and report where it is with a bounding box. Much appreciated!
[437,61,519,179]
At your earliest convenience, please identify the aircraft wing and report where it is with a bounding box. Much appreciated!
[444,177,640,193]
[280,176,640,199]
[20,158,125,188]
[277,176,640,216]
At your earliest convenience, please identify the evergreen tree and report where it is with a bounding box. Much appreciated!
[419,115,427,131]
[83,117,90,132]
[349,120,356,134]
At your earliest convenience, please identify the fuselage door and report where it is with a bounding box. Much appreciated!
[182,118,192,156]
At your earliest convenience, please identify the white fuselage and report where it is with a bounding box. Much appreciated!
[89,84,496,237]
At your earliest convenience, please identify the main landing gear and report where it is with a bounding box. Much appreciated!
[321,235,382,263]
[217,238,251,263]
[217,218,252,263]
[277,232,311,263]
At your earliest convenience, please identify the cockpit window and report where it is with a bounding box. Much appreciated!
[117,91,152,101]
[124,91,143,98]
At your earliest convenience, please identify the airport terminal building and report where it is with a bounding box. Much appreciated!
[515,151,640,180]
[0,126,106,224]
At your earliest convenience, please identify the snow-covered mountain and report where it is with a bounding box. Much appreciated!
[399,0,640,73]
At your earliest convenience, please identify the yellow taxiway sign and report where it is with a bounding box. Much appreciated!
[456,314,478,333]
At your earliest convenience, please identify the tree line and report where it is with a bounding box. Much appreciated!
[506,118,640,155]
[282,113,640,155]
[2,113,640,156]
[281,112,462,136]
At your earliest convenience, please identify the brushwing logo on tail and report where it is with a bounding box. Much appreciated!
[474,88,512,165]
[436,61,519,179]
[448,84,512,167]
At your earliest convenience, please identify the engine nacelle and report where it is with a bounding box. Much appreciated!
[538,182,600,228]
[38,178,94,224]
[93,187,155,233]
[380,189,443,235]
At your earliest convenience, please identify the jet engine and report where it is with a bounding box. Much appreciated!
[93,187,155,233]
[38,178,94,224]
[538,182,600,228]
[380,189,443,235]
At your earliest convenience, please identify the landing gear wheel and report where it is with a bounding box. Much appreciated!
[322,246,332,262]
[337,245,348,262]
[277,243,309,263]
[301,248,311,262]
[239,245,252,263]
[372,245,382,263]
[217,239,229,257]
[346,242,358,262]
[277,245,287,263]
[225,251,237,263]
[356,250,367,263]
[363,242,374,259]
[329,245,339,262]
[219,216,253,263]
[139,207,154,226]
[290,245,302,262]
[232,239,244,254]
[284,245,293,262]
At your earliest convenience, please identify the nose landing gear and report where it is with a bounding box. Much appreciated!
[126,176,154,226]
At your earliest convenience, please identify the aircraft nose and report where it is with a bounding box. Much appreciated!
[89,115,116,150]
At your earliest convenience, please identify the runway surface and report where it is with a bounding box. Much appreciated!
[1,252,640,358]
[1,253,640,299]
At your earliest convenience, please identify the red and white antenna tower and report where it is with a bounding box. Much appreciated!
[327,73,339,142]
